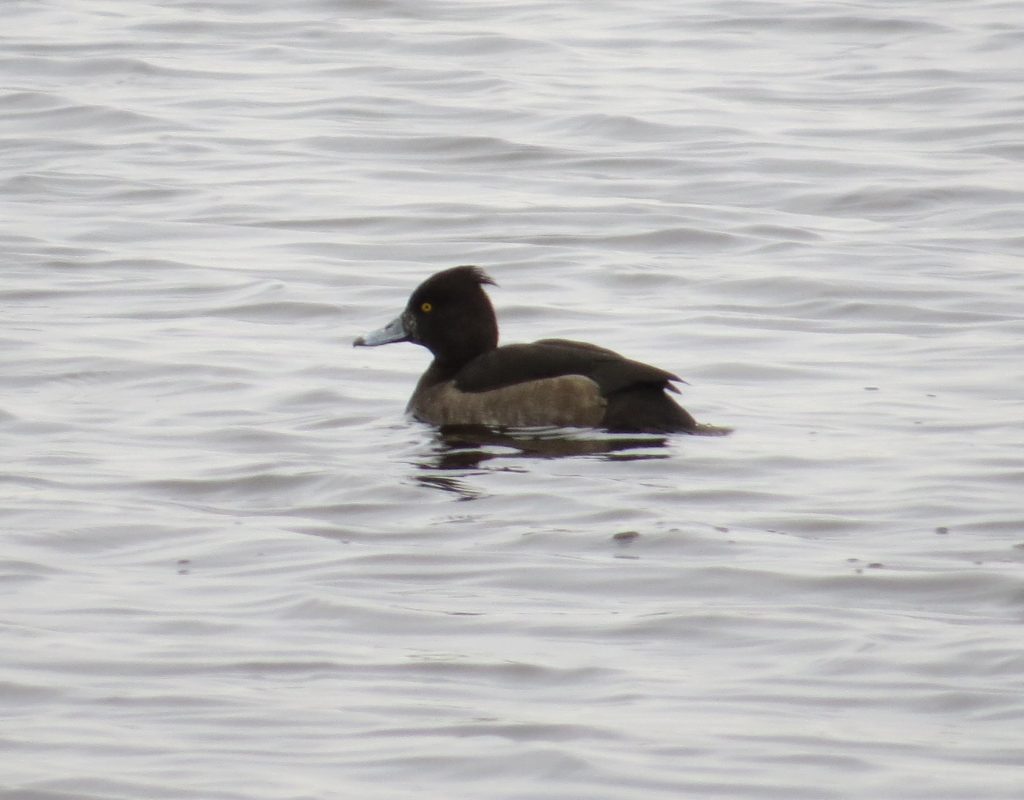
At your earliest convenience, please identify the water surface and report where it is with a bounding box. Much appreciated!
[2,1,1023,798]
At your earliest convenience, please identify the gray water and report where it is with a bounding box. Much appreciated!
[3,2,1023,798]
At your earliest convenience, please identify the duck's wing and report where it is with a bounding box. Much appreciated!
[455,340,683,396]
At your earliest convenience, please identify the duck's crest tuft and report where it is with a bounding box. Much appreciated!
[451,265,496,287]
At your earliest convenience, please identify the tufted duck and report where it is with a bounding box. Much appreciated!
[354,266,704,433]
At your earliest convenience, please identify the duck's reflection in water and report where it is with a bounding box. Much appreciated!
[411,425,671,498]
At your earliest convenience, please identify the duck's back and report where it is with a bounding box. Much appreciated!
[409,339,697,432]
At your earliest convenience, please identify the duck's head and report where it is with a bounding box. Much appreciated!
[354,266,499,366]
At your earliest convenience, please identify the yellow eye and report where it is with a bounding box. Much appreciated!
[420,302,433,313]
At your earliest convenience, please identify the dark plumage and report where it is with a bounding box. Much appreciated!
[354,266,702,433]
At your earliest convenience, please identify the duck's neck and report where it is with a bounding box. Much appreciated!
[428,324,497,381]
[416,359,460,391]
[423,349,481,385]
